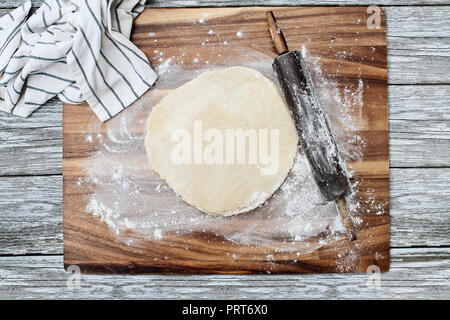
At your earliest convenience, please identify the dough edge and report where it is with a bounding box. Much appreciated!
[145,66,298,216]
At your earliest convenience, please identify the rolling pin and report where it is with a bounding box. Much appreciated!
[266,11,357,241]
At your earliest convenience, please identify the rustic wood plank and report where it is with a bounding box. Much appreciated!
[390,168,450,247]
[387,36,450,84]
[2,85,448,176]
[1,6,449,175]
[4,2,450,40]
[0,7,449,85]
[2,1,450,9]
[389,85,450,120]
[0,6,448,175]
[63,6,390,275]
[0,2,447,296]
[0,100,62,176]
[0,98,60,129]
[386,6,450,38]
[390,120,450,168]
[0,248,448,299]
[0,176,62,255]
[1,169,447,255]
[389,85,450,166]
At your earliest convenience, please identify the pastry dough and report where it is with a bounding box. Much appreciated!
[145,66,298,216]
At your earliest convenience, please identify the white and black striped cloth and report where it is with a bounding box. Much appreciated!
[0,0,157,121]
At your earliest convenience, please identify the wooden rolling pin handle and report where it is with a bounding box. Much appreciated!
[335,197,357,241]
[266,11,289,55]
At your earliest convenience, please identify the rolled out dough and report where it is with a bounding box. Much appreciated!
[145,66,298,216]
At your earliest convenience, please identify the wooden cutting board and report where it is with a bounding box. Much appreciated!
[63,7,389,274]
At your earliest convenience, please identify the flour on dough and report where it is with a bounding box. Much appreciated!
[145,66,298,216]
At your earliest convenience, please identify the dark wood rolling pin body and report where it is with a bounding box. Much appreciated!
[273,51,352,201]
[267,11,357,241]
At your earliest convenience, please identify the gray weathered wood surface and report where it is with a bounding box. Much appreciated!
[0,0,449,299]
[0,248,448,299]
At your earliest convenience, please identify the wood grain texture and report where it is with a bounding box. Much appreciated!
[0,176,62,255]
[63,7,390,274]
[387,37,450,84]
[0,0,449,298]
[0,99,62,176]
[390,168,450,247]
[1,86,449,177]
[1,6,449,87]
[1,5,449,176]
[2,1,450,9]
[0,248,448,299]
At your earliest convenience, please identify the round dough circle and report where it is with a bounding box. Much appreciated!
[145,66,298,216]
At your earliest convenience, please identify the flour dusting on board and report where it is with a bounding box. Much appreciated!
[79,47,376,261]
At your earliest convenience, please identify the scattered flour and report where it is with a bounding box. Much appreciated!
[80,47,381,260]
[198,15,207,25]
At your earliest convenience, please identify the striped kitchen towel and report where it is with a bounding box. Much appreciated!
[0,0,157,122]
